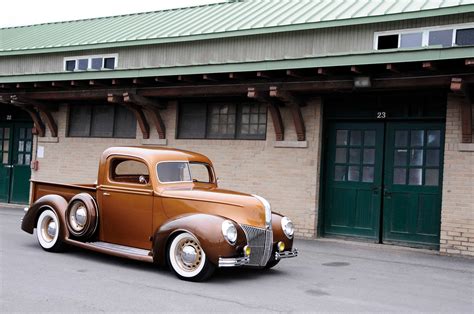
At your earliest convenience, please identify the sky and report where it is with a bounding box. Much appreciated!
[0,0,225,28]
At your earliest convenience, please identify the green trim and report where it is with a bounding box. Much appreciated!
[1,46,473,83]
[1,5,473,56]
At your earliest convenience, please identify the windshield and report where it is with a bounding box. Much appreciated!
[157,162,192,183]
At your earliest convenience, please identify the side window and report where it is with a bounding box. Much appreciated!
[111,159,149,185]
[189,163,213,183]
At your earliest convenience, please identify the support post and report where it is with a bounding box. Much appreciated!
[450,78,472,143]
[108,93,150,139]
[269,86,306,141]
[123,92,166,139]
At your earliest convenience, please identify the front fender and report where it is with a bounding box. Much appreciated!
[21,194,69,240]
[271,213,293,251]
[153,214,246,266]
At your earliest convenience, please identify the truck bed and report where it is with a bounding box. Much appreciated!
[31,180,97,205]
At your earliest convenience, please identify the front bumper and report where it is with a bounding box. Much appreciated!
[275,248,298,260]
[218,256,250,267]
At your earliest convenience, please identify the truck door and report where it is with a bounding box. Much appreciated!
[98,156,153,249]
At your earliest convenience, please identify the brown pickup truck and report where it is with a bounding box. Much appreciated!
[21,146,297,281]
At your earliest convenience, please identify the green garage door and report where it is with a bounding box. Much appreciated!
[324,122,444,248]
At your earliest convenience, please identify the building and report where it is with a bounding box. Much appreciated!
[0,0,473,256]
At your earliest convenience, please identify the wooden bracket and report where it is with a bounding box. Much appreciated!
[123,92,166,139]
[10,95,56,137]
[450,78,472,143]
[269,86,306,141]
[108,93,150,139]
[247,87,284,141]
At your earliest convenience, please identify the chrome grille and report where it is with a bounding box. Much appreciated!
[241,225,273,266]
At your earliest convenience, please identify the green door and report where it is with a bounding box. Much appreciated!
[324,123,384,239]
[383,123,444,248]
[0,125,13,202]
[0,122,33,204]
[323,122,444,248]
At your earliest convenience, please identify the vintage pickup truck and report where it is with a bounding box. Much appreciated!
[21,147,297,281]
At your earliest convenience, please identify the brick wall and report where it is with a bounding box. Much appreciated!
[440,94,474,256]
[31,98,323,238]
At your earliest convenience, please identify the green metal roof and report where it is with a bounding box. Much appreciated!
[1,46,472,83]
[1,0,474,56]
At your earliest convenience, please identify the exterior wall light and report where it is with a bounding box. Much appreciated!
[354,76,372,88]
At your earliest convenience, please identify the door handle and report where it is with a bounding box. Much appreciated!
[383,188,392,198]
[4,165,13,168]
[103,192,110,196]
[371,186,380,194]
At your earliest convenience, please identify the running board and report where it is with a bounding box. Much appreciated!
[66,238,153,263]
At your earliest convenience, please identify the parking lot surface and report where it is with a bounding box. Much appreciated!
[1,206,473,312]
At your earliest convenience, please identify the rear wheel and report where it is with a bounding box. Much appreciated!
[167,232,215,282]
[36,209,65,252]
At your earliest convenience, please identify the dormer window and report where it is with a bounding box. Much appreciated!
[375,24,474,50]
[64,54,118,71]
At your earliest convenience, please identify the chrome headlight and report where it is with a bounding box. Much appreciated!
[221,220,237,245]
[252,194,272,229]
[281,217,294,239]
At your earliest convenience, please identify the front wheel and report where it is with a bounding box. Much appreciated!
[167,232,215,282]
[36,209,65,252]
[264,258,280,269]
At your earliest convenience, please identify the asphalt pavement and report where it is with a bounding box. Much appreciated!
[1,206,473,313]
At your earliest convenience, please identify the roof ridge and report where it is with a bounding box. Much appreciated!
[0,0,243,30]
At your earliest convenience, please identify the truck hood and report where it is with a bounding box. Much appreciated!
[160,187,267,228]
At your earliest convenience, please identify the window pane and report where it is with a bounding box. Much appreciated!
[114,105,136,138]
[68,105,91,137]
[91,58,103,70]
[335,148,347,163]
[426,149,440,166]
[18,141,24,152]
[363,149,375,164]
[425,169,439,186]
[394,149,408,166]
[350,131,362,145]
[400,32,422,48]
[393,168,407,185]
[427,130,441,147]
[178,104,206,139]
[112,159,149,184]
[456,28,474,46]
[208,104,236,138]
[189,163,211,183]
[26,129,32,139]
[24,154,31,165]
[65,60,76,71]
[238,103,266,139]
[411,130,424,147]
[0,127,3,140]
[3,140,9,152]
[362,166,374,183]
[429,29,453,47]
[2,152,8,164]
[348,166,360,182]
[395,130,408,147]
[78,59,88,70]
[408,168,423,185]
[91,105,114,137]
[349,148,361,164]
[336,130,348,145]
[104,57,115,69]
[258,124,266,134]
[334,166,346,181]
[17,153,24,165]
[410,149,423,166]
[157,162,191,183]
[377,34,398,49]
[4,128,9,139]
[25,141,32,153]
[364,130,376,146]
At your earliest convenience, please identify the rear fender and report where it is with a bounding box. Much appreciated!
[153,213,246,266]
[21,194,69,240]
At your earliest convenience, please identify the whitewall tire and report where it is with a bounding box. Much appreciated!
[36,209,64,252]
[167,232,215,281]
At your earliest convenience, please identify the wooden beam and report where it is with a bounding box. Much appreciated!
[386,64,400,73]
[155,77,174,84]
[316,68,328,76]
[16,83,30,89]
[177,75,195,83]
[422,62,436,71]
[465,59,474,66]
[33,82,50,88]
[123,92,165,139]
[269,86,306,141]
[70,80,88,87]
[256,71,272,79]
[108,93,150,139]
[51,81,66,88]
[10,95,57,137]
[247,87,284,141]
[0,84,13,89]
[89,80,106,86]
[8,97,45,137]
[202,74,225,82]
[286,70,305,78]
[350,66,362,74]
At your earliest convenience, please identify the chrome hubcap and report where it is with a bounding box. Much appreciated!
[75,207,87,226]
[41,216,56,242]
[47,221,57,238]
[69,202,87,232]
[175,238,202,271]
